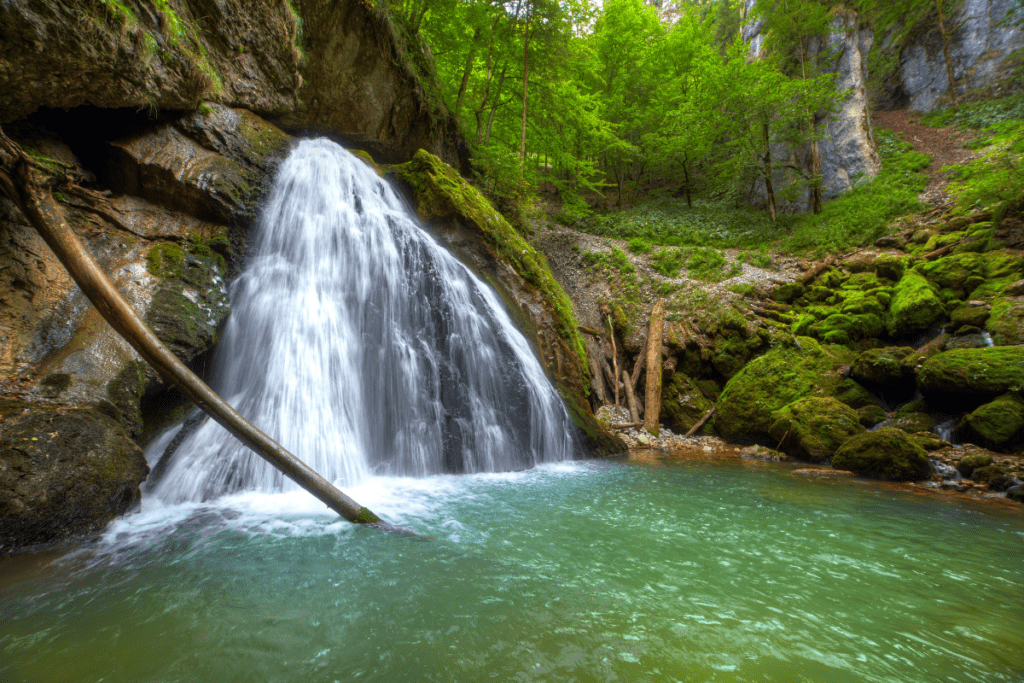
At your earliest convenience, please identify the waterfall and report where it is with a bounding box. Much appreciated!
[151,140,575,504]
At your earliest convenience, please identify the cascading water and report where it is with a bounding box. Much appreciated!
[152,139,575,504]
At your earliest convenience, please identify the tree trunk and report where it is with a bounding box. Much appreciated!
[0,128,382,526]
[454,29,481,120]
[643,299,666,434]
[484,67,507,145]
[519,22,531,173]
[607,314,619,407]
[763,123,777,222]
[474,37,497,144]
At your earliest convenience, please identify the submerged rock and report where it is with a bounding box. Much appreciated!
[0,401,148,553]
[831,428,933,481]
[767,397,865,462]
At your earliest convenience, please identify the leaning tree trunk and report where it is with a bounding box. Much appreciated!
[0,128,382,526]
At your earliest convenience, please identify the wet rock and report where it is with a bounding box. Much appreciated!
[1006,484,1024,503]
[876,411,935,434]
[767,397,865,462]
[950,302,990,329]
[857,404,888,427]
[959,393,1024,451]
[886,270,945,337]
[956,453,994,478]
[831,427,933,481]
[970,464,1010,487]
[910,432,951,451]
[987,296,1024,346]
[0,402,148,553]
[918,347,1024,402]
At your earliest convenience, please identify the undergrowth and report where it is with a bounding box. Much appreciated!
[780,128,930,256]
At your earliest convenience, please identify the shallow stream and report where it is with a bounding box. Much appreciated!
[3,459,1023,682]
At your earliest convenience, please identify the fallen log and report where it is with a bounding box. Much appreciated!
[610,422,642,430]
[683,407,715,438]
[0,127,381,526]
[798,255,835,286]
[923,240,965,261]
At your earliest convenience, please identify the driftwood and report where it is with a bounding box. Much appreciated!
[610,422,642,430]
[923,240,965,261]
[643,299,666,433]
[588,347,606,405]
[798,255,835,286]
[607,314,619,407]
[0,127,382,526]
[600,357,618,401]
[622,369,640,423]
[630,336,647,391]
[683,407,715,438]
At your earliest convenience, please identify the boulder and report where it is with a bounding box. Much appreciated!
[957,453,994,478]
[917,347,1024,401]
[857,404,888,427]
[987,296,1024,346]
[959,393,1024,451]
[767,397,865,462]
[886,270,945,337]
[386,150,624,455]
[661,374,715,435]
[0,401,148,553]
[831,428,933,481]
[851,346,916,387]
[713,338,855,442]
[876,411,935,434]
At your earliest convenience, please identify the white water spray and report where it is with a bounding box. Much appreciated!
[152,140,574,504]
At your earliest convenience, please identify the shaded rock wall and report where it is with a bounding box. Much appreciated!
[886,0,1023,111]
[0,0,302,123]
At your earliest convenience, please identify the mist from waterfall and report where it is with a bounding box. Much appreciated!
[152,139,575,503]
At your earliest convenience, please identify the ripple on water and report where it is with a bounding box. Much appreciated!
[2,460,1024,683]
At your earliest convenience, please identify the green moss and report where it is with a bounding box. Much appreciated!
[713,338,856,442]
[388,150,587,376]
[353,507,382,524]
[851,346,915,387]
[831,428,932,481]
[987,297,1024,346]
[886,270,945,337]
[874,254,911,281]
[960,393,1024,451]
[768,397,865,462]
[957,454,994,478]
[349,149,383,176]
[146,242,185,279]
[918,346,1024,398]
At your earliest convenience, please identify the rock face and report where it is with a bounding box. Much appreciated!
[895,0,1023,111]
[0,0,302,123]
[0,401,148,552]
[386,150,625,456]
[281,0,468,169]
[744,5,881,211]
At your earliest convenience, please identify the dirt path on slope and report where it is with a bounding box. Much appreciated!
[872,109,981,208]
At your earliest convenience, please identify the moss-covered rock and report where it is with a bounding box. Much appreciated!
[832,378,879,410]
[773,282,805,303]
[960,393,1024,451]
[907,432,951,451]
[918,347,1024,401]
[831,428,933,481]
[986,297,1024,346]
[857,404,888,427]
[851,346,916,387]
[0,404,148,553]
[714,338,855,442]
[950,303,991,329]
[970,464,1009,487]
[874,254,911,281]
[876,411,935,434]
[957,454,994,478]
[661,374,715,435]
[886,270,945,337]
[767,397,865,462]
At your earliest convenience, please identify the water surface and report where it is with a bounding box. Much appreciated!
[2,459,1023,683]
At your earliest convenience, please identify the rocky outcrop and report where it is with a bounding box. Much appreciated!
[882,0,1023,111]
[280,0,469,170]
[832,427,933,481]
[0,0,302,123]
[0,400,148,553]
[386,150,625,455]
